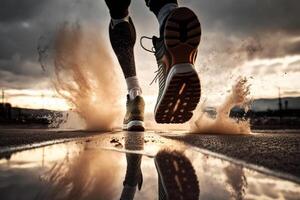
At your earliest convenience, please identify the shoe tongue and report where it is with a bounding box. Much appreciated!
[129,88,142,100]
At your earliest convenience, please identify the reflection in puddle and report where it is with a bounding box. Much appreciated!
[120,133,144,199]
[224,165,247,200]
[0,132,299,200]
[38,150,121,199]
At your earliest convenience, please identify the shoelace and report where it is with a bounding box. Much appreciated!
[150,65,164,85]
[140,36,155,53]
[140,36,165,85]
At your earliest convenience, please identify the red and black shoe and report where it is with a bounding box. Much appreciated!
[147,7,202,123]
[155,150,200,200]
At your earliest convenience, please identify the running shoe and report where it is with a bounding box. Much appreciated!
[151,7,201,123]
[120,153,143,200]
[123,95,145,131]
[155,150,200,200]
[120,132,144,200]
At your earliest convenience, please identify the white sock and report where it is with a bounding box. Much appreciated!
[126,76,142,100]
[111,15,130,29]
[157,3,178,29]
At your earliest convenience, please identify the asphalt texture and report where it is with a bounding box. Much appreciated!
[0,128,299,180]
[0,128,102,147]
[167,132,300,179]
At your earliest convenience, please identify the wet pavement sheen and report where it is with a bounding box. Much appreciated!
[0,131,299,200]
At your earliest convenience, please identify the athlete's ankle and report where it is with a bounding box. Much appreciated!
[126,76,142,100]
[110,15,130,29]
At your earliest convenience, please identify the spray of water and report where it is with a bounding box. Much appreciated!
[190,77,251,134]
[49,22,123,130]
[38,21,252,133]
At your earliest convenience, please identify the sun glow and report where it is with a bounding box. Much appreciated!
[235,54,300,98]
[3,89,70,111]
[3,54,300,112]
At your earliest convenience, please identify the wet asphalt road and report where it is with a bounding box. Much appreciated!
[0,129,102,148]
[166,132,300,179]
[1,131,299,200]
[0,128,299,180]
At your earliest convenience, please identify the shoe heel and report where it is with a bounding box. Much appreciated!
[154,63,201,123]
[125,120,145,131]
[154,151,200,199]
[164,7,201,66]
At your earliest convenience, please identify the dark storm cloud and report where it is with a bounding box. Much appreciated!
[0,0,84,89]
[0,69,49,89]
[287,41,300,56]
[0,0,48,23]
[0,0,52,81]
[186,0,300,58]
[189,0,300,34]
[0,0,300,90]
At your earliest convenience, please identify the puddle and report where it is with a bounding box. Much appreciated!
[0,132,299,200]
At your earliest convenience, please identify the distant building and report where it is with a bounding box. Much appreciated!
[284,100,288,110]
[0,103,12,120]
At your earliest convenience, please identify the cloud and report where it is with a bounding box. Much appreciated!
[0,69,49,89]
[0,0,110,89]
[185,0,300,59]
[287,59,300,73]
[0,0,48,23]
[187,0,300,34]
[283,90,300,96]
[0,0,299,102]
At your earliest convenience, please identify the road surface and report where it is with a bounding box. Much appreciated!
[1,128,299,179]
[164,131,300,178]
[0,129,299,200]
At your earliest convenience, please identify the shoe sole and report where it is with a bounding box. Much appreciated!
[123,120,145,131]
[165,7,201,65]
[154,7,201,124]
[154,150,200,200]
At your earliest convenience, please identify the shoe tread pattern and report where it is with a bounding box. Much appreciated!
[155,71,200,123]
[155,151,200,200]
[155,7,201,124]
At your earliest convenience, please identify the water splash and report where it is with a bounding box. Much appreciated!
[190,77,251,134]
[39,22,123,130]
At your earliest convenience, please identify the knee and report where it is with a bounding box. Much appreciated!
[105,0,131,19]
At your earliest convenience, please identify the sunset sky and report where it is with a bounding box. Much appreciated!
[1,0,300,112]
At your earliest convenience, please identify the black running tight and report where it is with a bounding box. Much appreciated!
[105,0,178,78]
[104,0,178,19]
